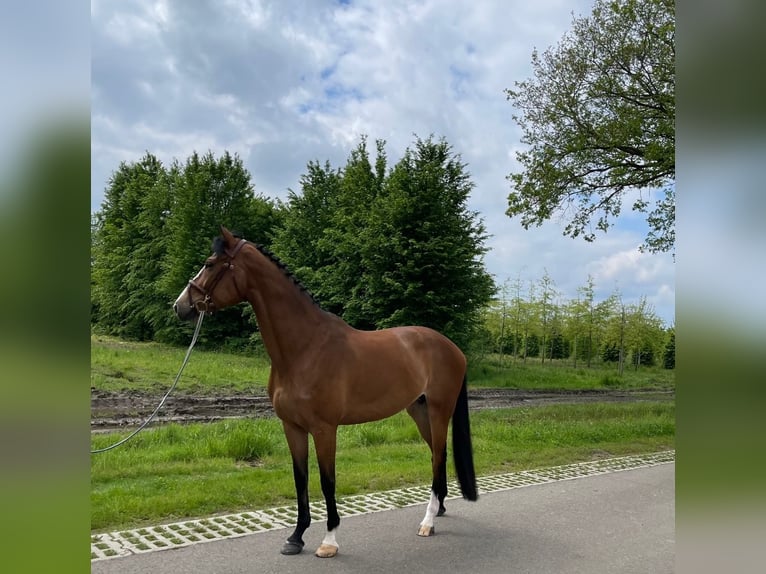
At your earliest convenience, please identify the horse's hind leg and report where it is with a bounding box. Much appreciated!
[407,398,448,534]
[406,398,448,515]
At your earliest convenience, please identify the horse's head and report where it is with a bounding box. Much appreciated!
[173,226,247,321]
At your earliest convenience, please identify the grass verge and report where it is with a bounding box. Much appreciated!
[91,335,674,394]
[91,335,271,394]
[91,401,674,532]
[467,353,674,390]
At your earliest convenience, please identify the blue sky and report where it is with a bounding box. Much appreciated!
[90,0,675,326]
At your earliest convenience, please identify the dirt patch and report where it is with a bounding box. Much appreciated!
[91,387,673,433]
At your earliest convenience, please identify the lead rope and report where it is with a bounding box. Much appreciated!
[91,311,206,454]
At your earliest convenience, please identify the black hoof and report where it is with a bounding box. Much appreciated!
[280,540,304,555]
[437,505,446,517]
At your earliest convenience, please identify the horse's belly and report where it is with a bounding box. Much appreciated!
[338,391,419,425]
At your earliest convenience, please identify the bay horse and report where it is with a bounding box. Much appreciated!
[173,226,477,558]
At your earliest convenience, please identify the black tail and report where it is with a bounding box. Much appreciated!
[452,374,478,501]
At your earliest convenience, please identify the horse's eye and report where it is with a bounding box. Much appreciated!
[204,260,215,268]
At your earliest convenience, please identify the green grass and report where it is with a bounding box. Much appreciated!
[467,353,674,390]
[91,402,674,532]
[91,335,271,394]
[91,335,674,394]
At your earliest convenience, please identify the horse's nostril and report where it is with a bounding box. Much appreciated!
[173,303,178,314]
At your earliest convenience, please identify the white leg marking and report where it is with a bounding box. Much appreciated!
[418,491,440,535]
[316,527,339,557]
[321,527,338,549]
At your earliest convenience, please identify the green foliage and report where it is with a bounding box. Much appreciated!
[525,333,541,358]
[273,137,385,325]
[600,374,623,388]
[273,135,495,348]
[548,332,569,360]
[91,151,281,347]
[91,153,170,340]
[359,136,495,347]
[157,151,278,346]
[477,271,670,372]
[93,136,492,350]
[270,160,345,314]
[505,0,675,253]
[632,342,656,367]
[565,275,598,367]
[662,329,675,369]
[602,342,621,363]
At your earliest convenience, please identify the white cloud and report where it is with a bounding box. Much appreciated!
[588,248,671,287]
[101,1,168,45]
[222,0,271,30]
[91,0,675,325]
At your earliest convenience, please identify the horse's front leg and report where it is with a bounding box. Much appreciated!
[281,422,310,555]
[313,425,340,558]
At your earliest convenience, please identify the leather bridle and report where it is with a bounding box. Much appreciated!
[187,239,247,313]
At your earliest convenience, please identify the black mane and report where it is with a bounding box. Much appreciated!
[255,244,323,308]
[211,235,322,308]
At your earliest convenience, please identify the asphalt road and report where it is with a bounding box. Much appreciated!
[92,463,674,574]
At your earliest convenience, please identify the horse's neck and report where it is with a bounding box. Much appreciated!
[243,250,329,372]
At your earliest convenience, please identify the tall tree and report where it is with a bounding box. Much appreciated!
[598,289,621,365]
[579,274,599,367]
[272,137,383,325]
[124,159,173,338]
[325,136,384,328]
[161,151,258,290]
[508,274,526,361]
[625,296,664,368]
[360,136,495,347]
[547,303,569,360]
[91,153,168,339]
[521,281,538,361]
[662,327,675,369]
[495,279,512,364]
[533,270,559,364]
[92,149,279,346]
[505,0,675,253]
[564,294,588,368]
[602,291,629,375]
[158,151,278,345]
[270,160,342,310]
[274,135,495,349]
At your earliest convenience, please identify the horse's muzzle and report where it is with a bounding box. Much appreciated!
[173,301,198,322]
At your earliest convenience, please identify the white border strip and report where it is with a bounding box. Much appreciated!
[92,450,675,561]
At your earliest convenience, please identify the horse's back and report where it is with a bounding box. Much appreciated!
[389,325,465,366]
[354,325,466,389]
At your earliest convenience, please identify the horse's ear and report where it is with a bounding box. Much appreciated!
[220,225,236,246]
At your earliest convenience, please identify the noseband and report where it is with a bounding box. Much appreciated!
[187,239,247,313]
